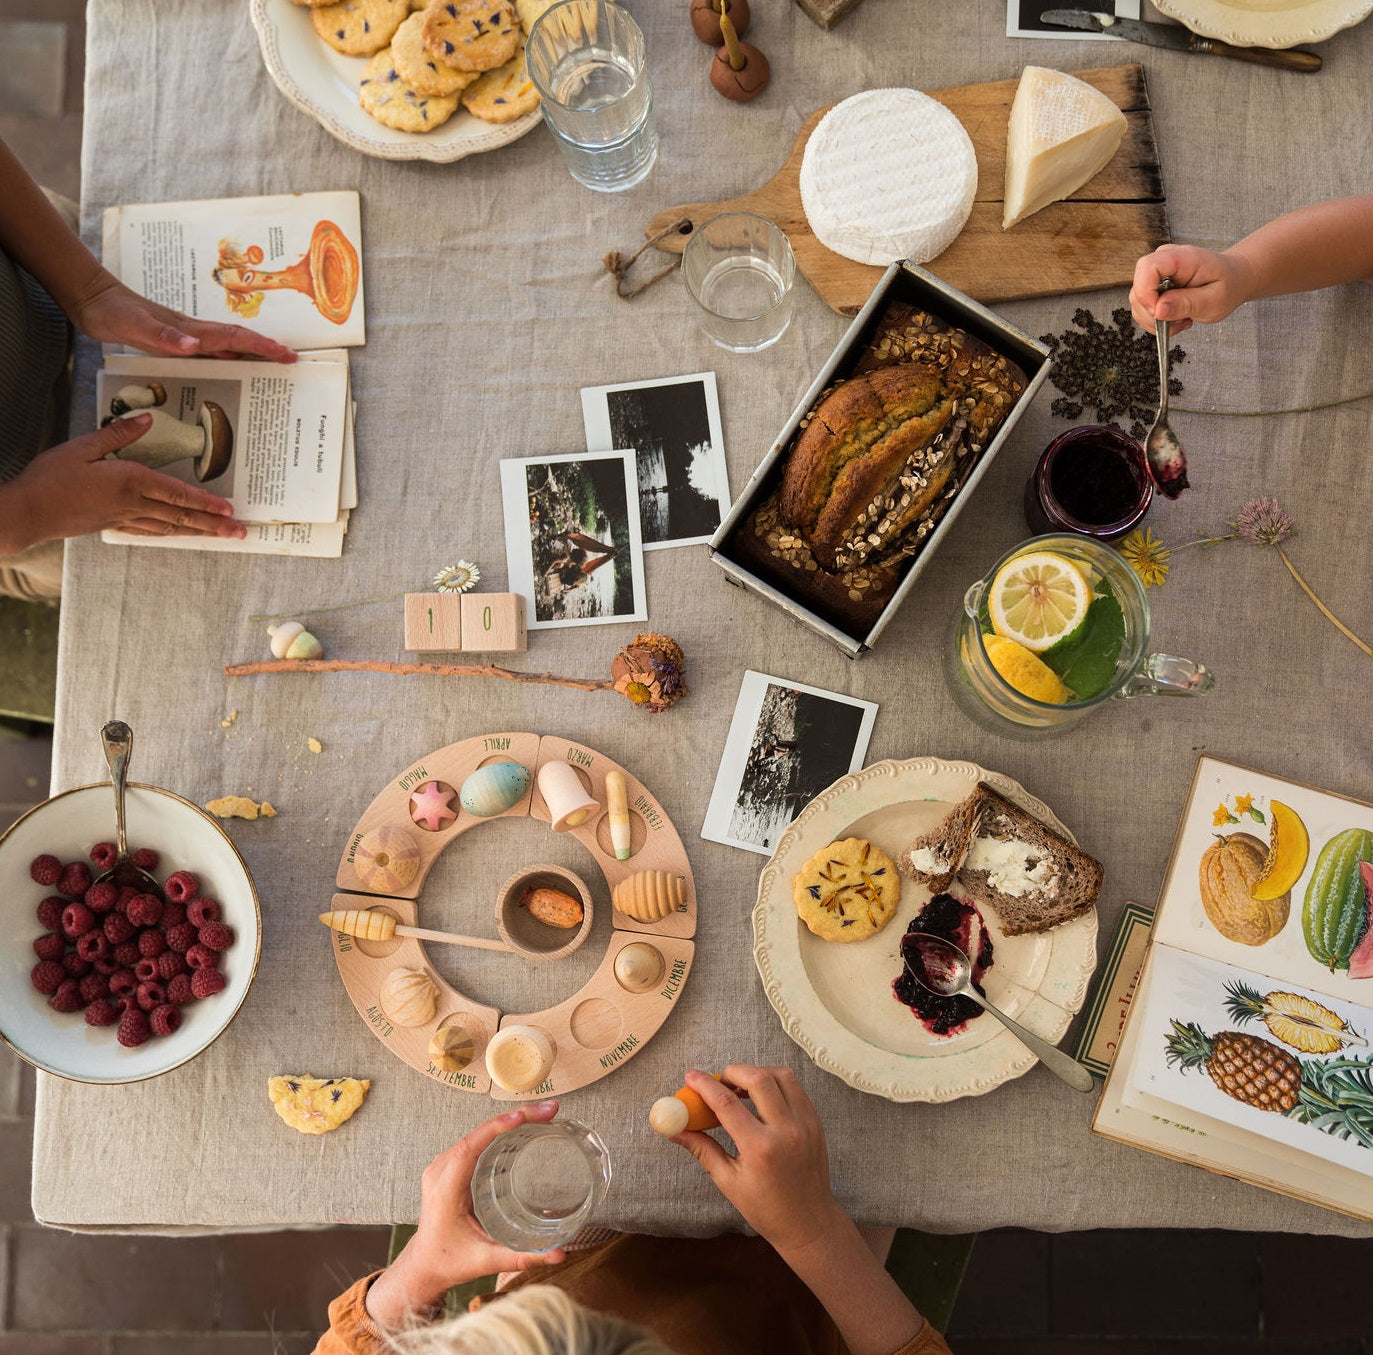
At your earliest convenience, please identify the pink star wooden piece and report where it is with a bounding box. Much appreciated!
[409,780,457,832]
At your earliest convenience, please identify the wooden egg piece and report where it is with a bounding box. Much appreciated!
[379,967,438,1027]
[711,42,769,101]
[353,825,421,892]
[319,908,397,942]
[428,1024,477,1073]
[690,0,749,43]
[459,761,531,818]
[612,869,687,923]
[614,941,665,992]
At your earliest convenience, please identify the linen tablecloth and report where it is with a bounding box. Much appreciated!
[33,0,1373,1234]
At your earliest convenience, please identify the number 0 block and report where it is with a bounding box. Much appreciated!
[461,593,526,653]
[404,593,464,652]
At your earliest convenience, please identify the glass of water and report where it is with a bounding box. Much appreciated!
[525,0,658,193]
[681,212,796,352]
[471,1119,612,1252]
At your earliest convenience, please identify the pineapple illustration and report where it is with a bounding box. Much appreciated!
[1164,1020,1302,1112]
[1222,980,1367,1055]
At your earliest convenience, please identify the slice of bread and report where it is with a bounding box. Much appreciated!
[897,782,1103,935]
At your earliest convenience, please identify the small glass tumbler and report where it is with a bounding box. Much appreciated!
[471,1119,612,1252]
[525,0,658,193]
[1023,424,1153,542]
[681,212,796,353]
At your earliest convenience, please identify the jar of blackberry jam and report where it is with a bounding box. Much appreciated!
[1023,424,1153,542]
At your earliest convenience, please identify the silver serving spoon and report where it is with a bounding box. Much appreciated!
[94,720,164,900]
[1143,277,1190,499]
[900,932,1096,1093]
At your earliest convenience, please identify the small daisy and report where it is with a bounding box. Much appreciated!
[1117,528,1171,588]
[433,561,481,593]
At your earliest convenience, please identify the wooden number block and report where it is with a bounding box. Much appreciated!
[461,593,526,653]
[404,593,463,652]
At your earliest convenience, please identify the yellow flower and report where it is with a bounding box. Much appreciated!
[1234,793,1254,815]
[1213,803,1233,827]
[1117,528,1171,588]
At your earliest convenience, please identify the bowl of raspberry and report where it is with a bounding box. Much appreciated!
[0,782,260,1083]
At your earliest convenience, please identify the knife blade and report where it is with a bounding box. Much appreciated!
[1039,9,1322,71]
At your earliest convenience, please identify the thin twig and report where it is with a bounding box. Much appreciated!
[1276,549,1373,660]
[224,658,615,693]
[1175,388,1373,418]
[248,591,412,622]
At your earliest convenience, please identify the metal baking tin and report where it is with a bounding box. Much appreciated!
[707,260,1052,658]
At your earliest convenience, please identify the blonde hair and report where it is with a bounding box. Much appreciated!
[386,1284,674,1355]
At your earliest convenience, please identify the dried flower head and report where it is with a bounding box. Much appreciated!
[1231,498,1295,548]
[1117,528,1171,589]
[433,561,481,593]
[611,633,686,714]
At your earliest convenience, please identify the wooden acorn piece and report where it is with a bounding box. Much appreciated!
[690,0,749,43]
[710,10,769,102]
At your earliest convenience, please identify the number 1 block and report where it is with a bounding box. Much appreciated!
[461,593,526,653]
[404,593,463,652]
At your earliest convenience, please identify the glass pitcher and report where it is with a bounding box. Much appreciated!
[946,533,1212,736]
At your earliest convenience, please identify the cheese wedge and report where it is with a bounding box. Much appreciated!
[1002,67,1127,230]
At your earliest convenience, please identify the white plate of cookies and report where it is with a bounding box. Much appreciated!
[251,0,547,162]
[752,757,1098,1103]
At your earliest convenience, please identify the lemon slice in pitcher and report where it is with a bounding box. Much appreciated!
[988,551,1092,653]
[983,635,1074,703]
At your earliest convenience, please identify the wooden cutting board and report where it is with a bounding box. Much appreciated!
[647,64,1168,315]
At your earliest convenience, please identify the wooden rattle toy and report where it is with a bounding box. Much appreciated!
[711,10,769,102]
[690,0,749,42]
[648,1075,748,1135]
[319,908,514,954]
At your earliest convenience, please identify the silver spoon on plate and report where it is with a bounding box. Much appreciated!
[899,931,1096,1093]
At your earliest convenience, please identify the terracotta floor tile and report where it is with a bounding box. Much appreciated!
[0,1338,109,1354]
[947,1229,1050,1338]
[0,1117,33,1222]
[1260,1233,1373,1339]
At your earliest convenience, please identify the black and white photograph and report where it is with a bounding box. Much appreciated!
[1005,0,1138,38]
[499,449,647,630]
[581,372,729,551]
[702,671,878,857]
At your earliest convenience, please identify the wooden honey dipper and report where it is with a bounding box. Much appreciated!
[319,908,513,954]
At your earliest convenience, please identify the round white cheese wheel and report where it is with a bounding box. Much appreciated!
[799,88,978,267]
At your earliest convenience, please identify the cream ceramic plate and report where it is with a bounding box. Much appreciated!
[1152,0,1373,46]
[0,784,261,1084]
[753,758,1098,1102]
[250,0,542,162]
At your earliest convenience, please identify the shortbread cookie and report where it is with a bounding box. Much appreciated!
[392,11,478,96]
[268,1075,370,1134]
[422,0,519,72]
[514,0,559,35]
[312,0,408,55]
[793,837,900,943]
[462,39,538,123]
[359,48,460,131]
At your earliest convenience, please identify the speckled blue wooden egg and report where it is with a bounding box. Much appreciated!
[460,761,531,818]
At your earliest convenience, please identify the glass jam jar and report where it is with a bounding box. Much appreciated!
[1023,424,1153,542]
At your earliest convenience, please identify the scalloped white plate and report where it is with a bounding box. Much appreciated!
[752,758,1098,1102]
[250,0,542,162]
[1152,0,1372,47]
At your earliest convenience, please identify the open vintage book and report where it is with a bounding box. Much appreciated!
[1095,755,1373,1221]
[98,192,363,557]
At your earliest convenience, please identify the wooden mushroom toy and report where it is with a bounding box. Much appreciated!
[710,10,769,102]
[690,0,749,43]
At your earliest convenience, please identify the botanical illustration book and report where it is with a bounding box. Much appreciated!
[101,190,364,351]
[1094,755,1373,1221]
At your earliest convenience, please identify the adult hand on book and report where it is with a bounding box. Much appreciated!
[72,273,298,364]
[0,416,246,553]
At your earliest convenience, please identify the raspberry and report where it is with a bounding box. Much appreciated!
[190,967,227,1000]
[161,899,187,929]
[164,922,197,954]
[33,933,65,962]
[113,940,141,968]
[85,998,119,1027]
[58,861,92,897]
[108,968,137,998]
[60,951,90,978]
[136,980,167,1012]
[84,881,118,914]
[30,854,61,886]
[49,979,84,1013]
[165,871,199,904]
[137,929,167,958]
[104,913,134,945]
[157,949,188,979]
[115,886,138,915]
[61,902,94,939]
[89,841,119,871]
[134,958,159,983]
[93,957,119,976]
[198,921,234,952]
[117,1007,151,1047]
[187,896,220,927]
[76,929,110,963]
[185,943,219,971]
[36,896,65,931]
[166,973,195,1005]
[131,847,159,872]
[31,960,65,995]
[127,893,163,928]
[149,1004,182,1037]
[79,972,108,1004]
